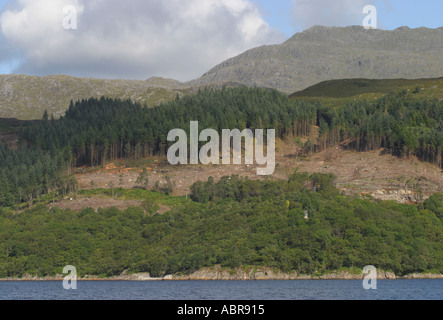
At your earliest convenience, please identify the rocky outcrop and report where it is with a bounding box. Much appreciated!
[368,189,425,204]
[2,268,441,281]
[110,267,439,281]
[175,266,301,281]
[99,267,429,281]
[402,273,443,279]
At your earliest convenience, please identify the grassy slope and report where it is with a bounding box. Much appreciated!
[290,77,443,107]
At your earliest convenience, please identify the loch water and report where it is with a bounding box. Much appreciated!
[0,279,442,300]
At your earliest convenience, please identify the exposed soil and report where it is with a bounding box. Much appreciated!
[47,197,171,214]
[291,147,443,202]
[48,197,142,212]
[74,140,443,206]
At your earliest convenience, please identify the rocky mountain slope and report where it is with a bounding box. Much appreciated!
[0,25,442,120]
[0,75,190,120]
[191,25,443,93]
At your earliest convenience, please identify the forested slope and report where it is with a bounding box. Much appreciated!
[0,174,442,278]
[1,86,443,278]
[1,87,440,208]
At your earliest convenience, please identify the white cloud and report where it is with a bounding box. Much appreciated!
[291,0,377,31]
[0,0,284,81]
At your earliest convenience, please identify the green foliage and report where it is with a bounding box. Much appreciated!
[1,175,442,278]
[424,193,443,220]
[136,168,150,189]
[141,197,160,216]
[0,145,73,207]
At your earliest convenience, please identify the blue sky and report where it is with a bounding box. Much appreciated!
[0,0,441,79]
[252,0,443,36]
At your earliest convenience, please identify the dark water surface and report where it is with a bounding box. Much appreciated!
[0,279,442,300]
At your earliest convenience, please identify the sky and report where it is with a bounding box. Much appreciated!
[0,0,441,81]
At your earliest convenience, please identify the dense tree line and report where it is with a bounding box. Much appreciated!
[1,174,442,278]
[0,145,77,208]
[190,171,339,204]
[18,87,443,171]
[314,92,443,167]
[18,87,317,168]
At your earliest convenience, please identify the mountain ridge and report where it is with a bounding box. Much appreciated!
[190,25,443,93]
[1,25,442,120]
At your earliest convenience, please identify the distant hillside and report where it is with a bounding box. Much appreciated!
[190,26,443,93]
[289,77,443,107]
[0,75,191,120]
[1,25,442,120]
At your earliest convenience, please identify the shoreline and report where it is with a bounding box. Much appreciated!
[1,267,442,282]
[2,277,443,281]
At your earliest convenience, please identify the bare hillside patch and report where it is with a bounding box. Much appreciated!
[74,141,442,205]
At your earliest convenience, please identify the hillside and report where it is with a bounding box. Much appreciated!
[290,77,443,107]
[0,75,191,120]
[69,141,443,206]
[191,26,443,93]
[1,175,442,279]
[1,86,442,281]
[1,86,441,211]
[1,26,442,120]
[291,78,443,99]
